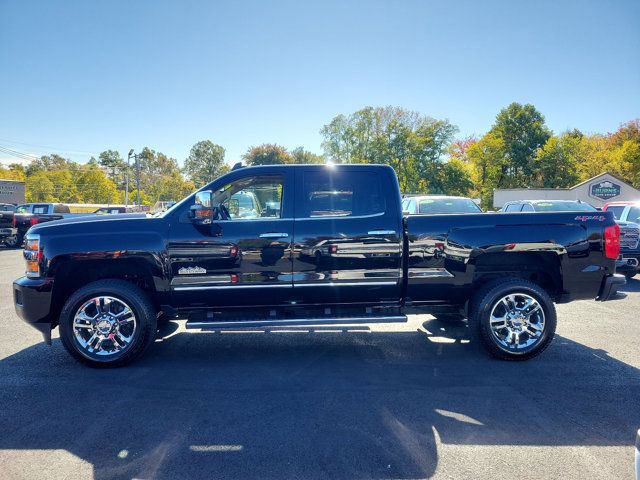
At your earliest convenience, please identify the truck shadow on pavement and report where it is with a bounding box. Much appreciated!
[0,318,639,480]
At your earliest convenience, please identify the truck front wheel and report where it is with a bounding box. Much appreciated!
[469,279,556,361]
[58,280,157,367]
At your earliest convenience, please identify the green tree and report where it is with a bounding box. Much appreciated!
[533,133,581,188]
[0,163,26,181]
[98,150,126,186]
[183,140,228,187]
[467,132,508,209]
[320,106,457,192]
[76,164,119,203]
[242,144,293,165]
[290,147,324,164]
[489,102,551,187]
[25,171,55,202]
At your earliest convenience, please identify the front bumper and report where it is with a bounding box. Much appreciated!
[596,274,626,301]
[13,276,54,344]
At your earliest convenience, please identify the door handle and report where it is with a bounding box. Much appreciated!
[367,230,396,236]
[259,232,289,238]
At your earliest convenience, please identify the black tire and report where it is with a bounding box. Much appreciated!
[5,233,23,249]
[469,278,556,361]
[59,279,157,367]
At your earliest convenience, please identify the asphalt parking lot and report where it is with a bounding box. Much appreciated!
[0,247,639,480]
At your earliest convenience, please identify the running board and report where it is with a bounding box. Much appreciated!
[186,315,407,330]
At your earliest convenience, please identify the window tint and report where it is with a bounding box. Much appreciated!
[533,201,596,212]
[217,175,283,220]
[504,203,522,212]
[301,170,385,218]
[33,205,49,214]
[628,207,640,223]
[417,198,481,214]
[521,204,535,212]
[606,206,625,219]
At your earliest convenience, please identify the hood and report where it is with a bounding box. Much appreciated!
[616,220,640,229]
[29,213,150,234]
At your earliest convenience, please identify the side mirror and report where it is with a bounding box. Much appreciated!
[190,190,213,225]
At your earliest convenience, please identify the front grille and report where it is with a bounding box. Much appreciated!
[620,225,640,250]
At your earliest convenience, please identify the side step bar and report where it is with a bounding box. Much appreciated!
[186,315,407,330]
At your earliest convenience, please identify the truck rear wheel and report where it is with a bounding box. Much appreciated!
[4,233,22,249]
[59,280,157,367]
[469,279,556,361]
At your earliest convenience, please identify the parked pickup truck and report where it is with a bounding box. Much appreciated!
[13,164,625,367]
[11,203,93,247]
[602,201,640,279]
[0,203,19,247]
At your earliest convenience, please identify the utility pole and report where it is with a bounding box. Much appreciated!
[126,149,134,208]
[136,152,141,209]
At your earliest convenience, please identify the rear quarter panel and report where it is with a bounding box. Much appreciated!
[405,212,616,304]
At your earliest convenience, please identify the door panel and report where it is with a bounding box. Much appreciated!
[168,220,293,307]
[168,170,294,308]
[291,167,403,305]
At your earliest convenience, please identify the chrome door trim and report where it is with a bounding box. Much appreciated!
[259,232,289,238]
[293,281,398,288]
[173,284,293,291]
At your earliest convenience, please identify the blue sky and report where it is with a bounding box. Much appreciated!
[1,0,639,166]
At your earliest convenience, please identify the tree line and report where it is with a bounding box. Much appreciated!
[1,102,638,208]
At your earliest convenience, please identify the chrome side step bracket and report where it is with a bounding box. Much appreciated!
[186,315,407,330]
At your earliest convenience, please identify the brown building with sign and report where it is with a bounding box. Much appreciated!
[493,173,640,209]
[0,179,26,205]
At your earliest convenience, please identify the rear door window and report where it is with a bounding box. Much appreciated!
[505,203,522,212]
[300,170,385,218]
[33,204,49,214]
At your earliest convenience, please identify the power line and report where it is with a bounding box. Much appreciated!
[0,146,39,161]
[0,138,100,156]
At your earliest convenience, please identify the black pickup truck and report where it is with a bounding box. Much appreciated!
[13,164,625,367]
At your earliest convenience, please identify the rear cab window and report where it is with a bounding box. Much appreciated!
[298,169,386,218]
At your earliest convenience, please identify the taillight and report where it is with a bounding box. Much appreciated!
[328,244,338,254]
[604,224,620,260]
[24,233,42,278]
[12,216,16,227]
[29,217,39,226]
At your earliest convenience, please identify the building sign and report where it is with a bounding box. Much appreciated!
[590,181,621,200]
[0,180,26,204]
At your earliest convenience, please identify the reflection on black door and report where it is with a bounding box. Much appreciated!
[291,167,403,305]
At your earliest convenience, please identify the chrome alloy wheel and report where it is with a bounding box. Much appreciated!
[72,296,137,357]
[489,293,545,351]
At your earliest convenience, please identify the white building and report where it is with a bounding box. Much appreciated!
[0,179,25,204]
[493,172,640,209]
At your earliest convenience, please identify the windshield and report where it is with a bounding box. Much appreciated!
[418,198,482,214]
[606,205,625,219]
[533,201,597,212]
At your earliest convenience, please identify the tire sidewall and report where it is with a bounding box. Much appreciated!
[476,282,556,358]
[59,282,156,366]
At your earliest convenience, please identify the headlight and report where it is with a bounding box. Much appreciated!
[24,233,42,278]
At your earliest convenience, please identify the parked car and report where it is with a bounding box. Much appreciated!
[402,195,482,214]
[602,200,636,220]
[603,201,640,278]
[13,164,624,367]
[151,201,176,214]
[500,199,597,212]
[93,206,131,215]
[0,203,19,247]
[12,203,92,247]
